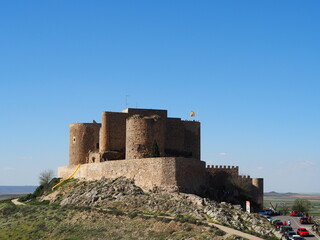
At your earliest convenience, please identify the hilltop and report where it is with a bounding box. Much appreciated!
[264,192,300,197]
[0,177,279,240]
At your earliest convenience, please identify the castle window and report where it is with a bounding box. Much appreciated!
[73,137,76,143]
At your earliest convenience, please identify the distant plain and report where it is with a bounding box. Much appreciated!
[264,192,320,217]
[0,186,37,200]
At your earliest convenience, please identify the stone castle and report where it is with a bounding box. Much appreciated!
[58,108,263,209]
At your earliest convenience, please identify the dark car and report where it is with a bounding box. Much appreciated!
[280,226,293,234]
[296,228,309,237]
[259,209,274,215]
[300,217,309,224]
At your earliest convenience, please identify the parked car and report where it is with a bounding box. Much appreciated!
[290,210,300,216]
[274,221,284,228]
[291,235,305,240]
[259,209,274,215]
[271,219,281,224]
[280,226,293,234]
[285,231,297,240]
[296,228,309,237]
[300,217,309,224]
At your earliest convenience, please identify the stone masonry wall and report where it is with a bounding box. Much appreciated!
[165,118,185,156]
[59,157,206,193]
[124,108,168,118]
[126,115,166,159]
[183,121,201,159]
[175,158,206,194]
[206,165,239,176]
[252,178,264,209]
[100,112,127,153]
[69,123,101,165]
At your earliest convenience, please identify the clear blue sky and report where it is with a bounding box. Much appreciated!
[1,1,319,193]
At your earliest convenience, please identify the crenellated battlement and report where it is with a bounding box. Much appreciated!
[239,175,251,179]
[206,165,239,176]
[206,165,238,170]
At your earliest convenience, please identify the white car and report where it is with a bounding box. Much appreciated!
[290,235,305,240]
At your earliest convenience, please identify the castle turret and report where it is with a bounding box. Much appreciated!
[252,178,264,209]
[99,112,109,153]
[126,114,166,159]
[69,123,101,165]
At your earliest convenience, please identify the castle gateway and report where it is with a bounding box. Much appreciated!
[58,108,263,209]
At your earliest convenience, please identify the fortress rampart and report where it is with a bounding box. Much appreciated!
[59,157,206,194]
[59,108,264,210]
[206,165,239,176]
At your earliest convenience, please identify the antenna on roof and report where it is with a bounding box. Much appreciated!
[125,94,130,109]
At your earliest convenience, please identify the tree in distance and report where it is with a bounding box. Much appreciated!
[39,169,54,186]
[292,199,311,214]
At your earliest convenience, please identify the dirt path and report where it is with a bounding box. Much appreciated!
[11,198,26,206]
[209,222,266,240]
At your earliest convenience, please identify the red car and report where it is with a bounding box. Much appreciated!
[290,210,300,216]
[297,228,309,237]
[274,221,283,228]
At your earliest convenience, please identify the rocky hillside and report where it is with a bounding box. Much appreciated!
[0,177,280,240]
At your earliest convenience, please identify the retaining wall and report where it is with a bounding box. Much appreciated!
[59,157,206,194]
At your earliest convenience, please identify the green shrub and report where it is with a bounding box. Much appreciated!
[215,229,226,236]
[128,211,139,219]
[107,207,124,216]
[175,214,198,224]
[0,203,17,216]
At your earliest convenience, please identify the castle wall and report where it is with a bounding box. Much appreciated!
[58,157,206,193]
[126,115,166,159]
[183,121,201,159]
[69,123,101,165]
[175,158,206,194]
[99,112,127,153]
[206,165,239,176]
[88,152,102,163]
[123,108,168,118]
[252,178,264,209]
[165,118,185,157]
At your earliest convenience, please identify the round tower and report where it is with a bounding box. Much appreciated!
[69,123,101,165]
[252,178,264,209]
[126,114,165,159]
[99,112,108,153]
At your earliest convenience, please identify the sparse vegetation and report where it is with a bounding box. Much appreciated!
[0,177,280,239]
[39,169,54,186]
[18,178,60,202]
[0,201,227,239]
